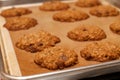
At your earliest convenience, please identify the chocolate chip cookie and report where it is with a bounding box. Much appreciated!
[39,1,69,11]
[16,30,60,53]
[76,0,101,7]
[67,25,106,41]
[53,10,89,22]
[1,7,32,18]
[34,47,78,70]
[90,5,119,17]
[110,21,120,35]
[80,42,120,62]
[4,17,37,31]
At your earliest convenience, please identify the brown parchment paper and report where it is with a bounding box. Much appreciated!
[8,2,120,76]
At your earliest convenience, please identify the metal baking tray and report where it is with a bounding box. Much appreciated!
[0,0,120,80]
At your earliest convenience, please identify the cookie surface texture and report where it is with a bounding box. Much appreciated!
[110,21,120,35]
[34,47,78,70]
[90,5,119,17]
[76,0,101,7]
[4,17,38,31]
[16,30,60,53]
[80,42,120,62]
[67,25,106,41]
[53,10,89,22]
[1,8,32,18]
[39,1,69,11]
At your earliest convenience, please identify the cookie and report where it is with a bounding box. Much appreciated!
[1,8,32,18]
[90,5,119,17]
[4,17,38,31]
[53,10,89,22]
[67,25,106,41]
[34,47,78,70]
[76,0,101,7]
[16,30,60,53]
[80,42,120,62]
[39,1,69,11]
[110,21,120,35]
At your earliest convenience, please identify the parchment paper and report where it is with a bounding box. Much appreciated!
[8,2,120,76]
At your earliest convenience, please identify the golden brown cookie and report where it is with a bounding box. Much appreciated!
[90,5,119,17]
[80,42,120,62]
[67,25,106,41]
[4,17,38,31]
[16,30,60,53]
[1,8,32,18]
[110,21,120,35]
[39,1,69,11]
[53,10,89,22]
[76,0,101,7]
[34,47,78,70]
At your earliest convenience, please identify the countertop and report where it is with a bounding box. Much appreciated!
[0,0,120,80]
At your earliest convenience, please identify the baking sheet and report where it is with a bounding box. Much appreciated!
[0,17,21,76]
[0,0,120,77]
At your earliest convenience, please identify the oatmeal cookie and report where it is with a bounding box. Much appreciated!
[53,10,89,22]
[90,5,119,17]
[16,30,60,53]
[67,25,106,41]
[39,1,69,11]
[1,8,32,18]
[110,21,120,35]
[4,17,37,31]
[34,47,78,70]
[76,0,101,7]
[80,42,120,62]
